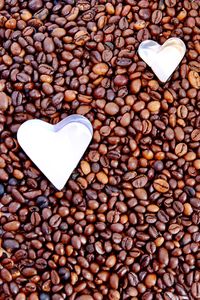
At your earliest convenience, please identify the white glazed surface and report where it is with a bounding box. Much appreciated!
[17,115,93,190]
[138,38,186,82]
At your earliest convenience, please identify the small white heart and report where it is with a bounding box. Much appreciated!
[17,115,93,190]
[138,38,186,82]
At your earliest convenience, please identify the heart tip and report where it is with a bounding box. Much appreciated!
[53,184,65,191]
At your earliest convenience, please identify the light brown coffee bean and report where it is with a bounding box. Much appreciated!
[188,71,200,89]
[0,92,9,111]
[175,143,188,157]
[153,179,169,193]
[105,102,119,115]
[93,63,108,75]
[191,129,200,141]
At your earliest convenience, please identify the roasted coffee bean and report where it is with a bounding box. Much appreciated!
[0,92,9,111]
[191,282,200,298]
[36,196,49,208]
[31,211,41,226]
[144,274,157,288]
[151,10,162,24]
[49,214,61,227]
[191,129,200,142]
[163,273,174,287]
[158,247,169,266]
[132,175,148,188]
[39,293,50,300]
[153,179,169,193]
[175,143,188,157]
[0,183,5,195]
[188,71,200,89]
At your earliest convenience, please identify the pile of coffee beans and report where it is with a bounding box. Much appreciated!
[0,0,200,299]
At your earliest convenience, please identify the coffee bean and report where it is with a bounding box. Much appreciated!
[175,143,188,157]
[151,10,162,24]
[110,273,119,289]
[39,293,50,300]
[0,92,9,111]
[0,0,5,10]
[64,90,77,102]
[28,0,43,11]
[132,175,148,188]
[191,282,200,299]
[147,101,161,112]
[130,79,141,93]
[153,179,169,193]
[168,223,181,234]
[144,274,157,288]
[71,235,81,249]
[93,63,108,75]
[43,37,55,53]
[163,273,174,287]
[39,64,54,75]
[158,247,169,266]
[177,105,188,119]
[188,71,200,89]
[22,267,37,277]
[51,28,66,38]
[165,0,176,7]
[0,269,12,282]
[128,272,139,286]
[36,196,49,208]
[31,211,41,226]
[17,73,31,83]
[0,183,5,195]
[191,129,200,141]
[76,296,93,300]
[49,214,61,228]
[3,221,20,231]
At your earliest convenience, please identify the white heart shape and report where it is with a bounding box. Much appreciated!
[17,115,93,190]
[138,38,186,82]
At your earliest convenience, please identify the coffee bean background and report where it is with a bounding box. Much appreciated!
[0,0,200,299]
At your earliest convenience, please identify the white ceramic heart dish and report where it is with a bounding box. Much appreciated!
[138,37,186,82]
[17,115,93,190]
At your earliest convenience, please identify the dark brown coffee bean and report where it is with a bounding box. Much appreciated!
[132,175,148,188]
[22,267,37,277]
[43,37,55,53]
[39,64,54,75]
[158,247,169,266]
[49,214,61,228]
[128,272,139,286]
[165,0,176,7]
[191,282,200,298]
[71,235,81,249]
[30,211,41,226]
[28,0,43,11]
[163,273,174,287]
[16,73,31,83]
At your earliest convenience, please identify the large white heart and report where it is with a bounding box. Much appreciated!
[138,37,186,82]
[17,115,93,190]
